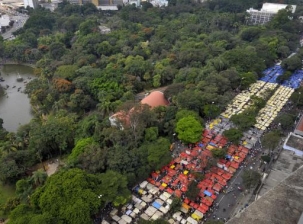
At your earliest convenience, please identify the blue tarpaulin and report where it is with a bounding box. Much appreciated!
[209,142,217,147]
[260,65,284,83]
[282,70,303,89]
[152,202,161,209]
[204,190,212,197]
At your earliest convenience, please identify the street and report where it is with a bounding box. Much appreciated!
[205,146,263,223]
[1,11,28,40]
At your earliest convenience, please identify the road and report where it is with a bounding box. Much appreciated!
[1,13,28,40]
[205,147,263,223]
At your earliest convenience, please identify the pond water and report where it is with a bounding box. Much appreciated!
[0,64,35,132]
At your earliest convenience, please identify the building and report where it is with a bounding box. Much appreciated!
[140,91,169,108]
[24,0,38,8]
[227,165,303,224]
[295,115,303,136]
[99,25,111,34]
[0,15,10,30]
[282,115,303,156]
[246,3,296,25]
[109,91,169,128]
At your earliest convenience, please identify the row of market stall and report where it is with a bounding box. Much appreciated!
[254,85,294,130]
[260,65,284,83]
[282,70,303,89]
[105,128,251,223]
[221,81,277,119]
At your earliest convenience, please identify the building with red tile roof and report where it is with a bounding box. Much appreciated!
[109,91,169,128]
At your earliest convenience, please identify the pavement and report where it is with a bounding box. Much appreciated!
[204,146,264,223]
[1,12,28,40]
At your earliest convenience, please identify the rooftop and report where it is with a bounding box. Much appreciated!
[227,165,303,224]
[141,91,169,108]
[295,115,303,133]
[261,3,296,13]
[285,133,303,152]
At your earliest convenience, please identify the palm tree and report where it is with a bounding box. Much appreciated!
[31,169,48,187]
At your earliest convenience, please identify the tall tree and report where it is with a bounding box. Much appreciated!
[175,116,203,143]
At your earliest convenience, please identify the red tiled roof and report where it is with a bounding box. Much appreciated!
[295,116,303,132]
[141,91,169,108]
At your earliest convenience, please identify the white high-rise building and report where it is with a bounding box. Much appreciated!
[24,0,38,9]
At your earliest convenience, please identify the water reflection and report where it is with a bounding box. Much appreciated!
[0,64,35,132]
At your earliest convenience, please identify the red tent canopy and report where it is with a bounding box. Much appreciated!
[147,178,155,185]
[197,206,207,214]
[159,185,166,191]
[174,189,182,198]
[167,169,177,177]
[222,173,232,180]
[162,175,171,183]
[166,188,174,194]
[200,203,209,212]
[211,194,217,200]
[184,198,190,204]
[181,185,188,192]
[230,162,239,169]
[213,183,223,192]
[155,182,161,187]
[151,172,159,179]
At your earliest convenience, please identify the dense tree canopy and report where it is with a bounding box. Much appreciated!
[1,0,303,221]
[175,116,203,143]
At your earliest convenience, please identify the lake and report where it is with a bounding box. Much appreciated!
[0,64,35,132]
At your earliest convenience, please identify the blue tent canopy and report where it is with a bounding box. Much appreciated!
[152,202,161,209]
[204,190,212,197]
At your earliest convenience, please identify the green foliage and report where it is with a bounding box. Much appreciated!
[169,197,182,214]
[145,127,159,142]
[231,109,257,131]
[185,181,200,201]
[147,138,171,170]
[290,87,303,108]
[261,155,271,163]
[242,170,261,189]
[211,148,227,159]
[176,116,203,143]
[274,113,295,131]
[175,109,201,122]
[223,128,242,145]
[281,55,302,71]
[12,169,130,224]
[261,131,281,151]
[68,138,95,164]
[55,65,78,80]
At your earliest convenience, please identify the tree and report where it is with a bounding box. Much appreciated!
[242,170,261,189]
[31,169,47,187]
[77,144,107,174]
[274,113,295,131]
[16,178,33,202]
[281,55,302,72]
[144,127,159,142]
[68,138,96,164]
[169,197,182,214]
[261,131,281,151]
[185,181,200,201]
[211,148,227,159]
[147,137,171,170]
[223,128,243,145]
[98,170,131,207]
[175,116,203,143]
[230,109,256,131]
[20,168,129,224]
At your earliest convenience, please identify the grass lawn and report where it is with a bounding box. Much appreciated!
[0,182,16,217]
